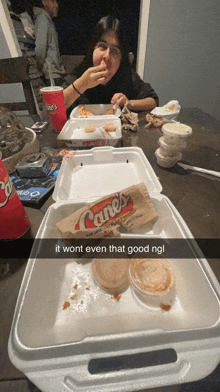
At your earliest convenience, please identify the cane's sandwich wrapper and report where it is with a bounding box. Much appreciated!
[56,183,159,238]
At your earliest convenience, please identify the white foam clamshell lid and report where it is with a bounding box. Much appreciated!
[52,146,162,202]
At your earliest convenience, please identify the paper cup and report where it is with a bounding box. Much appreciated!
[40,86,67,132]
[0,157,30,239]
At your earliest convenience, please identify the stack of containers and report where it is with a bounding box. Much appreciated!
[155,122,193,168]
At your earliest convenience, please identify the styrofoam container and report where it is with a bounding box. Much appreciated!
[70,104,121,119]
[8,146,220,392]
[57,118,122,147]
[151,100,180,122]
[52,146,162,202]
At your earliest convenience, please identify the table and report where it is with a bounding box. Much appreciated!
[0,107,220,392]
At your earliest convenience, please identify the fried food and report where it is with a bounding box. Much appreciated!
[84,125,96,133]
[78,105,95,117]
[103,121,117,132]
[105,108,115,115]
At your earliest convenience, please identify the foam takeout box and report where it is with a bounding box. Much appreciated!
[70,104,121,119]
[60,104,122,147]
[58,117,122,147]
[8,146,220,392]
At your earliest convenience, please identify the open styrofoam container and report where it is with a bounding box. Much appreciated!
[70,104,121,119]
[8,146,220,392]
[52,146,162,202]
[57,118,122,147]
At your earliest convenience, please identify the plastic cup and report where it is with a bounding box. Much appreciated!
[40,86,67,132]
[92,259,130,293]
[0,155,30,239]
[158,136,187,157]
[129,258,175,310]
[162,122,192,144]
[155,148,182,168]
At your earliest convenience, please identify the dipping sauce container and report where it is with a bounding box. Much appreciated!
[129,258,175,310]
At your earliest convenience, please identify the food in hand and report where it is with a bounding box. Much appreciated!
[84,125,96,133]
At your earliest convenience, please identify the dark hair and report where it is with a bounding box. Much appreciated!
[74,15,130,77]
[9,0,36,21]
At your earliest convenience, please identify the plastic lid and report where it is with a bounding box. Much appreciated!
[162,123,192,137]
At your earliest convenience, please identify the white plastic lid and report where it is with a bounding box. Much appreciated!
[162,123,192,138]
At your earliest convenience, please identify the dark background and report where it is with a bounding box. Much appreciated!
[54,0,140,58]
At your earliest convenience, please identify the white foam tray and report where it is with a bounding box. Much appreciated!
[8,147,220,392]
[70,104,121,119]
[52,146,162,203]
[57,118,122,147]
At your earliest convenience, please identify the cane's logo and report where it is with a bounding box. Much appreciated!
[75,192,133,230]
[46,103,58,112]
[0,176,13,207]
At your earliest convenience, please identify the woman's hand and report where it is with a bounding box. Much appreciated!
[64,64,108,109]
[78,64,108,91]
[111,94,157,112]
[111,93,130,108]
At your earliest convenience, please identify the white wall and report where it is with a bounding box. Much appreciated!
[0,24,11,58]
[143,0,220,120]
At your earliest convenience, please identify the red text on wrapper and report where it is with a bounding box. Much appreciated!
[75,193,133,230]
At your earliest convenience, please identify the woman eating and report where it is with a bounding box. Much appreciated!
[63,16,159,115]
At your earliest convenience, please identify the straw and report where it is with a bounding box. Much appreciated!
[46,59,55,88]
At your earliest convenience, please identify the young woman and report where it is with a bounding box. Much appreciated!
[63,16,159,114]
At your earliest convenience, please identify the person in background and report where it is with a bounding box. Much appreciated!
[34,0,66,86]
[63,15,159,115]
[8,0,38,50]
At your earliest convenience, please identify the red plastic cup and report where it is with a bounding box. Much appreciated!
[40,86,67,132]
[0,157,30,239]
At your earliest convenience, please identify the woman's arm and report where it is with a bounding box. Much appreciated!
[111,69,159,111]
[128,97,157,111]
[63,64,108,109]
